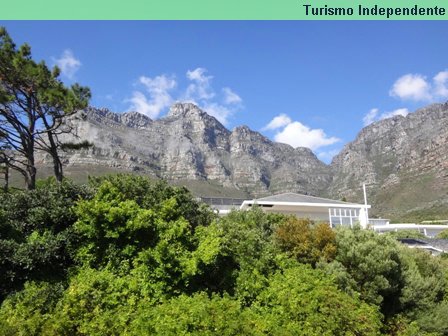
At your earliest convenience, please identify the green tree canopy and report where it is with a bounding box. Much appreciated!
[0,27,91,189]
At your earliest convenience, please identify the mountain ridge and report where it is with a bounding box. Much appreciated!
[45,103,331,197]
[36,101,448,220]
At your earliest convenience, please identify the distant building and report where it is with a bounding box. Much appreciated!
[202,193,448,238]
[397,238,448,256]
[373,223,448,238]
[239,193,370,228]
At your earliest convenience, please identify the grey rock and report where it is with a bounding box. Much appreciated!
[329,102,448,218]
[42,103,331,197]
[36,101,448,219]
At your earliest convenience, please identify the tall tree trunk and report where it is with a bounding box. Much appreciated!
[52,151,63,182]
[46,130,64,182]
[25,142,36,190]
[25,165,36,190]
[3,163,8,192]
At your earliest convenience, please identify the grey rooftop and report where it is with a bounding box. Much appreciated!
[252,193,362,205]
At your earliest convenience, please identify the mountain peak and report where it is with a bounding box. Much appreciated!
[121,111,152,129]
[167,102,205,118]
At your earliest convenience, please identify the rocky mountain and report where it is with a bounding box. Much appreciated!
[36,101,448,220]
[328,102,448,220]
[43,103,331,197]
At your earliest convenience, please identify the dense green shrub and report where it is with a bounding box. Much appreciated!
[1,174,448,335]
[130,293,265,335]
[436,229,448,239]
[0,281,64,336]
[323,226,448,324]
[387,230,427,239]
[212,208,285,304]
[253,264,382,336]
[88,174,215,229]
[73,175,221,298]
[0,179,92,301]
[331,226,404,313]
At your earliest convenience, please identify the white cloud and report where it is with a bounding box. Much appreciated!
[54,49,81,80]
[274,121,340,150]
[434,70,448,98]
[263,114,339,151]
[128,74,176,118]
[128,92,153,117]
[363,107,409,126]
[185,68,215,101]
[390,74,431,101]
[186,67,211,83]
[363,108,379,126]
[183,68,242,125]
[127,68,242,125]
[202,103,233,125]
[262,114,292,131]
[222,87,242,105]
[389,69,448,102]
[379,108,409,120]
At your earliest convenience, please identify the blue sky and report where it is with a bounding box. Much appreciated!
[1,21,448,163]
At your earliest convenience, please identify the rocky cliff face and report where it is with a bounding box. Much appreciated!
[46,103,332,197]
[329,102,448,219]
[37,101,448,219]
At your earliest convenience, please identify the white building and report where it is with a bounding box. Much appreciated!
[373,223,448,238]
[239,193,370,228]
[205,193,448,238]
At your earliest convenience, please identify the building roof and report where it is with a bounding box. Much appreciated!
[421,239,448,252]
[397,238,448,254]
[252,192,363,206]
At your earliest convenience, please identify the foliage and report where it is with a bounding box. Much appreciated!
[436,229,448,239]
[0,266,382,336]
[213,208,285,304]
[332,226,404,313]
[326,226,448,322]
[0,179,92,301]
[1,174,448,335]
[253,264,382,336]
[414,301,448,335]
[385,315,442,336]
[44,267,141,336]
[87,174,215,229]
[387,230,426,239]
[275,217,336,266]
[130,293,265,335]
[74,175,220,298]
[0,281,64,336]
[0,27,91,188]
[398,247,447,315]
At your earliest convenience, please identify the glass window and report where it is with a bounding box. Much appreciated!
[329,208,360,228]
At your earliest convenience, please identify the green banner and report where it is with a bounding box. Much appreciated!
[1,0,447,19]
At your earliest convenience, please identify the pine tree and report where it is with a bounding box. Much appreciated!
[0,27,90,189]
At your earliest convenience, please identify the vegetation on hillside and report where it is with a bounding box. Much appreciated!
[1,174,448,335]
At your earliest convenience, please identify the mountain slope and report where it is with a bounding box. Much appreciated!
[36,101,448,220]
[43,103,332,197]
[329,102,448,220]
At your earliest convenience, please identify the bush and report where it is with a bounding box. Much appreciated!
[0,179,92,301]
[253,264,382,335]
[275,217,336,266]
[436,229,448,239]
[0,281,64,336]
[131,293,265,335]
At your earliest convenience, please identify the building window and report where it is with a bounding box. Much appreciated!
[329,208,360,228]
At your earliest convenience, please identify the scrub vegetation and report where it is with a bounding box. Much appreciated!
[1,174,448,335]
